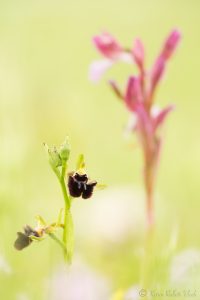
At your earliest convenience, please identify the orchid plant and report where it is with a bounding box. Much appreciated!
[14,138,100,264]
[90,30,181,228]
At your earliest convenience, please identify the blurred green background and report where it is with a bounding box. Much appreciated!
[0,0,200,299]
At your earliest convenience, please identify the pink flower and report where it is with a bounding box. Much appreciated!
[152,105,175,131]
[150,56,165,91]
[150,30,181,95]
[89,59,113,82]
[90,29,181,227]
[132,38,145,70]
[124,76,142,112]
[161,29,181,60]
[92,32,122,59]
[90,32,132,82]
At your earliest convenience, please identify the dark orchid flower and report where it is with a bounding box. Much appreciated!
[14,225,39,251]
[68,172,97,199]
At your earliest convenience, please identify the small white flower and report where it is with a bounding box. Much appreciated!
[170,249,200,284]
[50,258,111,300]
[0,254,11,274]
[124,285,140,300]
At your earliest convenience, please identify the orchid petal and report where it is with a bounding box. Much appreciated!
[92,32,122,59]
[89,59,113,82]
[125,76,142,112]
[153,105,174,130]
[132,38,145,69]
[161,29,181,60]
[151,56,165,90]
[118,51,133,63]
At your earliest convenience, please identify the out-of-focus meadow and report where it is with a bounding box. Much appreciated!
[0,1,200,299]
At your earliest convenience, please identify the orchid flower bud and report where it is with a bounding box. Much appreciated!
[151,56,165,91]
[132,38,145,70]
[48,147,62,169]
[59,138,70,163]
[161,29,181,60]
[125,76,142,112]
[93,32,122,59]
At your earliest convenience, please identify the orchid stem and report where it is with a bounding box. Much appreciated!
[48,232,67,255]
[51,166,72,262]
[145,182,155,229]
[59,162,74,263]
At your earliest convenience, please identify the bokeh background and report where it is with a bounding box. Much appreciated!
[0,0,200,299]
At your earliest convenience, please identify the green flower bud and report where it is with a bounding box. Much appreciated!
[48,147,62,169]
[59,138,70,162]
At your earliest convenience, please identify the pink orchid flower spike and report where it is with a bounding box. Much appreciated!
[90,29,181,228]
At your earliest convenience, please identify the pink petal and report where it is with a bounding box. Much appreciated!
[161,29,181,60]
[132,38,145,69]
[125,76,142,112]
[118,51,133,63]
[89,59,113,82]
[92,32,122,59]
[151,56,165,90]
[153,105,174,130]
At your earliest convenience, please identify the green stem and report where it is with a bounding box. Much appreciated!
[51,160,74,262]
[63,203,68,247]
[60,176,70,210]
[48,232,67,255]
[63,205,74,263]
[59,163,73,263]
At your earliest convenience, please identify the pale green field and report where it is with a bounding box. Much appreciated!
[0,1,200,299]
